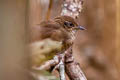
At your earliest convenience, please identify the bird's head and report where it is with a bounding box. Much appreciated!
[54,16,86,32]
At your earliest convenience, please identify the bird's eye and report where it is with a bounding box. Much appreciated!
[64,21,74,27]
[64,21,68,26]
[69,23,74,27]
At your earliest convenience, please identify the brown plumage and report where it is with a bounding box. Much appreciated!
[31,16,85,50]
[31,16,85,51]
[30,16,85,66]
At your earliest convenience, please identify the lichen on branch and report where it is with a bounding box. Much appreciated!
[61,0,83,18]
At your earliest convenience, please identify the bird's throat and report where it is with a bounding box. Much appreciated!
[69,30,77,42]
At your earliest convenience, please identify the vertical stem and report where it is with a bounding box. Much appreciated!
[61,0,83,18]
[46,0,53,20]
[59,60,66,80]
[116,0,120,72]
[65,48,87,80]
[59,54,66,80]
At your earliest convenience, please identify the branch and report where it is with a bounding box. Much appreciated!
[60,0,87,79]
[32,55,59,71]
[65,48,87,80]
[32,47,87,80]
[59,60,66,80]
[61,0,83,18]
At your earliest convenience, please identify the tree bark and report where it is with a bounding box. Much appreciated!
[65,48,87,80]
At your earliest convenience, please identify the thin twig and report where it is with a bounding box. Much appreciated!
[59,54,66,80]
[32,55,59,71]
[59,60,66,80]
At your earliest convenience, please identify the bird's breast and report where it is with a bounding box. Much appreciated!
[62,30,76,50]
[70,30,76,41]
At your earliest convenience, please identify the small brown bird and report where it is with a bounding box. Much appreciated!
[30,16,85,66]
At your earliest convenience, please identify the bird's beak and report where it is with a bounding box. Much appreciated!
[77,26,86,30]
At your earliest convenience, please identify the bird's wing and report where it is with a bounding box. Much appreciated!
[30,21,69,42]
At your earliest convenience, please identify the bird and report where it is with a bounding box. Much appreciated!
[30,16,85,66]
